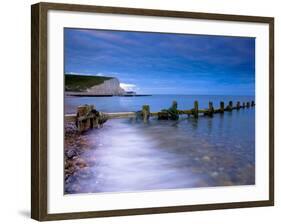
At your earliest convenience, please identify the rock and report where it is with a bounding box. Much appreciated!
[72,156,78,160]
[65,160,73,169]
[65,149,78,159]
[211,171,219,177]
[65,165,76,175]
[75,158,87,168]
[65,174,77,184]
[202,155,211,161]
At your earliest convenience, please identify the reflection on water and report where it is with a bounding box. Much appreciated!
[64,95,255,194]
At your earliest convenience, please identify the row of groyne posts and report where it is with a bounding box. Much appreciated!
[65,100,255,132]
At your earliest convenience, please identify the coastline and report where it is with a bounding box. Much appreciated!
[65,91,152,97]
[64,95,255,193]
[64,123,91,193]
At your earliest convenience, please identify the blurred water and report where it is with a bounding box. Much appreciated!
[65,95,255,194]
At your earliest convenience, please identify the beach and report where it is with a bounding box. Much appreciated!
[64,95,255,194]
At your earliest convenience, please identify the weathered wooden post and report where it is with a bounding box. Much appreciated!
[158,111,169,120]
[242,102,246,109]
[169,101,179,120]
[208,101,214,117]
[220,101,225,113]
[246,102,250,108]
[89,105,95,128]
[229,101,233,109]
[226,101,233,111]
[236,101,241,110]
[251,101,255,107]
[142,105,150,123]
[193,100,199,118]
[172,100,177,108]
[76,105,91,132]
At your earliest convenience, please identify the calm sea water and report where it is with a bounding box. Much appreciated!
[65,95,255,194]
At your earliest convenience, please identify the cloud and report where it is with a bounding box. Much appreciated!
[78,29,139,46]
[120,83,137,92]
[65,28,255,95]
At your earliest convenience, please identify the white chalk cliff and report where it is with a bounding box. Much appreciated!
[86,78,125,95]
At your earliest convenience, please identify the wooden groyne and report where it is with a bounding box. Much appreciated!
[65,100,255,132]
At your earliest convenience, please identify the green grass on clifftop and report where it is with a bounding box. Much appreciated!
[65,74,113,92]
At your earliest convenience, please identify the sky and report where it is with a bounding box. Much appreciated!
[64,28,255,95]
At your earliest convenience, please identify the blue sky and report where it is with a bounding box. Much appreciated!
[64,28,255,95]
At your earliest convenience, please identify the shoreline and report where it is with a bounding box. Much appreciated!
[64,123,90,193]
[65,91,152,97]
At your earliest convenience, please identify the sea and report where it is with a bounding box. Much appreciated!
[65,95,255,194]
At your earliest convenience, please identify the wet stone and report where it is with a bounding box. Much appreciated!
[72,156,79,160]
[202,156,211,161]
[65,174,77,184]
[65,149,78,159]
[75,158,87,168]
[210,171,219,177]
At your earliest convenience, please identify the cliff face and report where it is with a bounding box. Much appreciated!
[65,74,126,95]
[86,78,125,95]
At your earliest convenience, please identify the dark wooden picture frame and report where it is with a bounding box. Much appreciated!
[31,2,274,221]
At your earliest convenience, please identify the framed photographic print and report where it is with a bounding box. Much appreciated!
[31,2,274,221]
